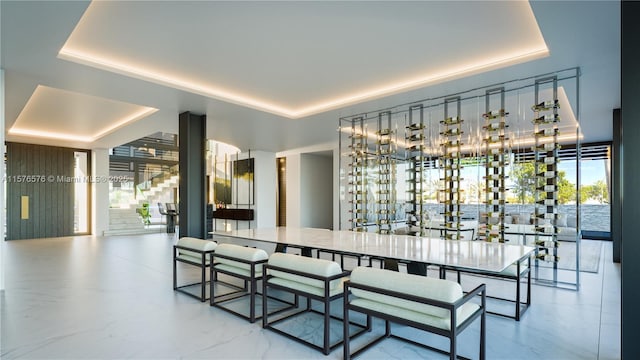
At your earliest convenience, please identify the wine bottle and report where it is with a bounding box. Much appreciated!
[532,143,559,152]
[377,128,392,136]
[537,184,557,192]
[535,240,558,248]
[535,212,557,220]
[534,226,554,234]
[351,208,368,214]
[484,174,503,181]
[533,114,560,124]
[441,128,460,136]
[536,253,558,262]
[531,100,559,111]
[536,128,559,136]
[441,116,462,125]
[537,171,556,178]
[406,123,424,131]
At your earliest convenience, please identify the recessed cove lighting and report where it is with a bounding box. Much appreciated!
[59,1,549,119]
[8,128,95,143]
[9,85,158,143]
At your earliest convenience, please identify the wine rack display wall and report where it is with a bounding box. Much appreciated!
[405,105,426,236]
[440,97,466,240]
[481,88,509,243]
[348,117,368,232]
[532,77,561,272]
[339,68,580,288]
[376,111,396,234]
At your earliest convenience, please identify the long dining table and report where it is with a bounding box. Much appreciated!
[211,227,535,275]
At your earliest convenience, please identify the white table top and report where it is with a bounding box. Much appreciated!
[212,227,535,274]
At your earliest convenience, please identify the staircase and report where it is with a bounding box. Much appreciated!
[105,172,179,236]
[104,208,164,236]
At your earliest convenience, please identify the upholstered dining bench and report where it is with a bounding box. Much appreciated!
[448,255,531,321]
[173,237,217,301]
[344,266,486,360]
[262,253,367,355]
[209,243,269,322]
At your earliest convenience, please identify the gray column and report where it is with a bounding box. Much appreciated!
[178,111,206,239]
[622,2,639,358]
[1,68,5,290]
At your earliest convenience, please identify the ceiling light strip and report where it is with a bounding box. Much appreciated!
[58,49,295,118]
[59,46,548,119]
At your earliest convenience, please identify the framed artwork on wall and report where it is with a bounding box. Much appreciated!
[233,158,254,205]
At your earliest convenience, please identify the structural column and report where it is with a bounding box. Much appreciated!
[0,69,5,291]
[92,148,110,236]
[612,109,621,263]
[622,1,640,358]
[179,111,206,239]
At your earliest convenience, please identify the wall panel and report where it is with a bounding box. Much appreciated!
[6,142,75,240]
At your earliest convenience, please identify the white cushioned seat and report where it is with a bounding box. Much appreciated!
[173,237,217,302]
[263,253,360,355]
[349,267,479,330]
[176,237,217,263]
[214,243,268,277]
[267,253,344,291]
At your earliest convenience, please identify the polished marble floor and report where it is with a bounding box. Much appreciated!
[0,234,621,359]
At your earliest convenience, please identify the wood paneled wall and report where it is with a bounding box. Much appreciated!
[6,142,75,240]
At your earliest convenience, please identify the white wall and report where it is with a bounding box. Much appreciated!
[300,154,333,229]
[91,148,110,236]
[252,151,277,228]
[1,69,5,290]
[276,142,340,230]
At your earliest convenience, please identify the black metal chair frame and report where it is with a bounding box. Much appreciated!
[262,264,369,355]
[210,253,296,323]
[343,280,486,360]
[449,255,531,321]
[209,252,266,322]
[173,244,216,302]
[315,249,372,270]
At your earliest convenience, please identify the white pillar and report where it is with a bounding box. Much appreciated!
[252,151,277,228]
[92,148,110,236]
[1,69,6,290]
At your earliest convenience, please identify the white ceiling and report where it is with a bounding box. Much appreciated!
[1,1,620,153]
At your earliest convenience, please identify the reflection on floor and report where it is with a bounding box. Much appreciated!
[0,234,621,359]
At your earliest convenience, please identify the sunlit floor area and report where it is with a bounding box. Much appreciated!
[0,234,620,359]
